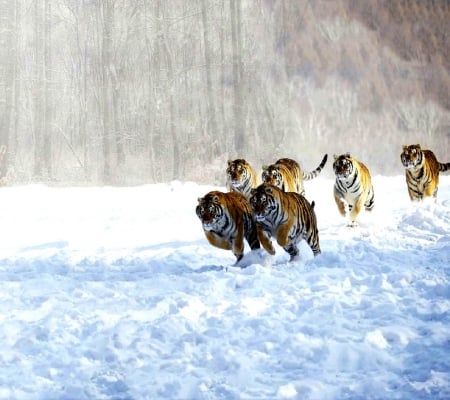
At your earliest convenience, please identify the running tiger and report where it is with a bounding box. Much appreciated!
[196,190,260,263]
[261,154,328,196]
[226,159,258,198]
[333,153,375,227]
[400,144,450,201]
[249,184,321,261]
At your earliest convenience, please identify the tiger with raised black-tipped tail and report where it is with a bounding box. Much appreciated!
[261,154,328,196]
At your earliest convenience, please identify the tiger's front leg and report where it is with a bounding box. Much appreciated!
[349,196,365,226]
[334,191,347,217]
[277,224,299,261]
[276,223,292,249]
[349,204,361,226]
[257,225,275,255]
[205,232,232,250]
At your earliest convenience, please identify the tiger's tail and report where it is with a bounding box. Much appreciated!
[439,162,450,172]
[303,154,328,181]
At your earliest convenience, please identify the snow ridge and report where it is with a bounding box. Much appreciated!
[0,177,449,399]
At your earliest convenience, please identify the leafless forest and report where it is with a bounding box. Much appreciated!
[0,0,449,185]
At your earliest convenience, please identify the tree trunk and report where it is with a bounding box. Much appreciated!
[101,0,114,183]
[143,0,157,181]
[201,0,219,157]
[230,0,245,154]
[33,0,44,178]
[0,0,16,178]
[43,0,52,178]
[111,69,125,168]
[158,1,180,180]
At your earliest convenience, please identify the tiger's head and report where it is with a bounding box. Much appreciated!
[333,153,354,180]
[227,159,251,188]
[401,144,423,169]
[196,191,225,232]
[249,184,279,222]
[261,165,283,188]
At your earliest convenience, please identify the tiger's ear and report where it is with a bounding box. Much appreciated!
[415,144,421,149]
[250,188,256,196]
[264,186,273,194]
[227,160,233,166]
[333,154,339,160]
[212,195,220,203]
[262,165,268,171]
[402,145,408,151]
[345,152,351,157]
[197,197,203,203]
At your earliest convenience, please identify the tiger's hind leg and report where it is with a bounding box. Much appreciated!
[306,232,321,256]
[364,186,375,212]
[424,180,438,199]
[284,242,299,262]
[244,220,261,251]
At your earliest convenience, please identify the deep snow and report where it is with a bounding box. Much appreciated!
[0,176,449,400]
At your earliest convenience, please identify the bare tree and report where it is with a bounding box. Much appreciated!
[44,0,53,178]
[201,0,219,157]
[0,0,16,178]
[33,0,44,178]
[230,0,245,155]
[100,0,114,183]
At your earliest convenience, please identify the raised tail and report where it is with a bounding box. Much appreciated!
[303,154,328,181]
[439,162,450,172]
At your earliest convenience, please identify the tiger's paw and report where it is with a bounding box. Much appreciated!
[234,254,244,263]
[234,248,269,268]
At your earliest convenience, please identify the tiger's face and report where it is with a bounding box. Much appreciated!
[249,184,277,222]
[261,166,282,188]
[401,144,423,169]
[227,159,249,187]
[196,194,224,231]
[333,154,354,180]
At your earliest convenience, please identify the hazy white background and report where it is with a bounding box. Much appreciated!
[0,1,448,185]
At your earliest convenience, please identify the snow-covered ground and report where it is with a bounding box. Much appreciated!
[0,175,449,400]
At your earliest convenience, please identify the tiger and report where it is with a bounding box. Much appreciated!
[400,144,450,201]
[196,190,260,263]
[333,153,375,227]
[226,159,258,198]
[249,183,321,261]
[261,154,328,196]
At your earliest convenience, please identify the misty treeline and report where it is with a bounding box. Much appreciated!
[0,0,449,185]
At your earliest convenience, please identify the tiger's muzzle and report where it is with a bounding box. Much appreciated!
[255,214,266,222]
[401,158,417,169]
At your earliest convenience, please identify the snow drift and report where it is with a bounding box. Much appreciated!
[0,176,449,399]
